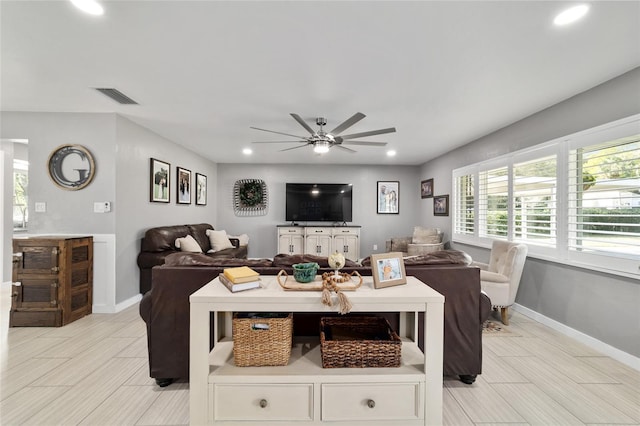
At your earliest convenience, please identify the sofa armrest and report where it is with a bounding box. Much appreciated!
[479,270,510,283]
[471,261,489,271]
[137,250,177,269]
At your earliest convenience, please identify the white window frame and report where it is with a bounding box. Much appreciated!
[452,114,640,279]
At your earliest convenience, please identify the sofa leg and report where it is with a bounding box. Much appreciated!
[459,375,477,385]
[155,378,174,387]
[500,307,509,325]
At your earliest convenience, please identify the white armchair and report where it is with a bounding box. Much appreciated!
[472,240,528,325]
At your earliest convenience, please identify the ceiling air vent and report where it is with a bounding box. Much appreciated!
[94,88,138,105]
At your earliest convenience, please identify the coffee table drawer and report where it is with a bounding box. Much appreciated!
[321,383,422,421]
[213,383,313,421]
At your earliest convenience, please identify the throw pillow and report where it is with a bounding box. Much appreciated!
[412,226,442,244]
[206,229,234,252]
[174,234,203,253]
[228,233,250,246]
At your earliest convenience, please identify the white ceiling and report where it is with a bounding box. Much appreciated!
[2,1,639,165]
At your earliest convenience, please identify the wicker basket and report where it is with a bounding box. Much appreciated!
[320,316,402,368]
[232,313,293,367]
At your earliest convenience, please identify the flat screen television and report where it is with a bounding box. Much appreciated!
[286,183,353,223]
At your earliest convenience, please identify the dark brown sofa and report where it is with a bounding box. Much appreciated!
[139,252,491,387]
[136,223,247,294]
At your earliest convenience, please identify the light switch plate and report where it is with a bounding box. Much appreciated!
[35,202,46,213]
[94,202,111,213]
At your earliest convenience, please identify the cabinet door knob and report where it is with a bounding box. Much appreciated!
[259,399,268,408]
[367,399,375,408]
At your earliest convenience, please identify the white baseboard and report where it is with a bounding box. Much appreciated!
[513,304,640,372]
[116,293,142,312]
[93,293,142,313]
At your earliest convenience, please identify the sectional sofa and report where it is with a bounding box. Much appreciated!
[138,242,491,387]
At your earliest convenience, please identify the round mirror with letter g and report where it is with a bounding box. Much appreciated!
[47,144,96,190]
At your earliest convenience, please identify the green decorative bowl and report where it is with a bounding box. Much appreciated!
[292,262,320,283]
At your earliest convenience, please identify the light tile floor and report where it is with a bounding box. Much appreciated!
[1,283,639,425]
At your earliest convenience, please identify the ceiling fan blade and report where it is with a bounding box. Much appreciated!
[341,141,388,146]
[336,127,396,141]
[329,112,366,136]
[290,113,316,135]
[279,144,311,152]
[334,145,357,153]
[252,141,306,144]
[250,126,308,139]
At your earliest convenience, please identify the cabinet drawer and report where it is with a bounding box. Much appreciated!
[279,227,304,235]
[214,383,313,421]
[332,228,360,236]
[321,383,422,421]
[305,227,331,235]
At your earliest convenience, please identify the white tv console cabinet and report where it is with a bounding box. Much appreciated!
[277,225,360,261]
[189,275,444,425]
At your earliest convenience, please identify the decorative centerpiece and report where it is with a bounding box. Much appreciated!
[292,262,319,283]
[328,251,346,280]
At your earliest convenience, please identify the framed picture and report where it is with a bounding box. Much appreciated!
[433,194,449,216]
[195,173,207,205]
[177,167,191,204]
[421,178,433,199]
[377,181,399,214]
[371,252,407,289]
[150,158,170,203]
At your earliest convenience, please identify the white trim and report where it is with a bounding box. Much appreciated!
[91,234,117,313]
[453,238,640,280]
[513,303,640,372]
[114,293,142,313]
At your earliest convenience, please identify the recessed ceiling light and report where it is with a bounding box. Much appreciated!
[70,0,104,15]
[242,148,253,155]
[387,150,397,157]
[554,4,589,26]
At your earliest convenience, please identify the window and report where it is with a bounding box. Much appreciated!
[453,173,474,236]
[513,155,557,247]
[479,166,509,239]
[453,114,640,277]
[568,136,640,257]
[13,159,28,231]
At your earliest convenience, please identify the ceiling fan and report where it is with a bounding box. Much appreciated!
[251,112,396,153]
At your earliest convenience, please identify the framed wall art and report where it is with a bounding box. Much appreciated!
[371,252,407,289]
[150,158,170,203]
[377,181,399,214]
[195,173,207,205]
[433,194,449,216]
[177,167,191,204]
[420,178,433,199]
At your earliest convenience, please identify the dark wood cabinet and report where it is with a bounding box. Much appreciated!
[11,236,93,327]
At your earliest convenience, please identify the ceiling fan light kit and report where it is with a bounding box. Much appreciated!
[251,112,396,155]
[313,141,330,154]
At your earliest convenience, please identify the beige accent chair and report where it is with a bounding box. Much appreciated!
[472,240,528,325]
[385,226,444,256]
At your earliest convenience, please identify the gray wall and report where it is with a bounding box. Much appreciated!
[2,112,117,234]
[216,163,421,258]
[114,115,218,302]
[419,67,640,357]
[1,112,218,303]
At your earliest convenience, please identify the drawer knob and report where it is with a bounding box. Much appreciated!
[367,399,376,409]
[259,399,268,408]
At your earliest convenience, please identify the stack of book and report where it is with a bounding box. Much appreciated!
[219,266,261,293]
